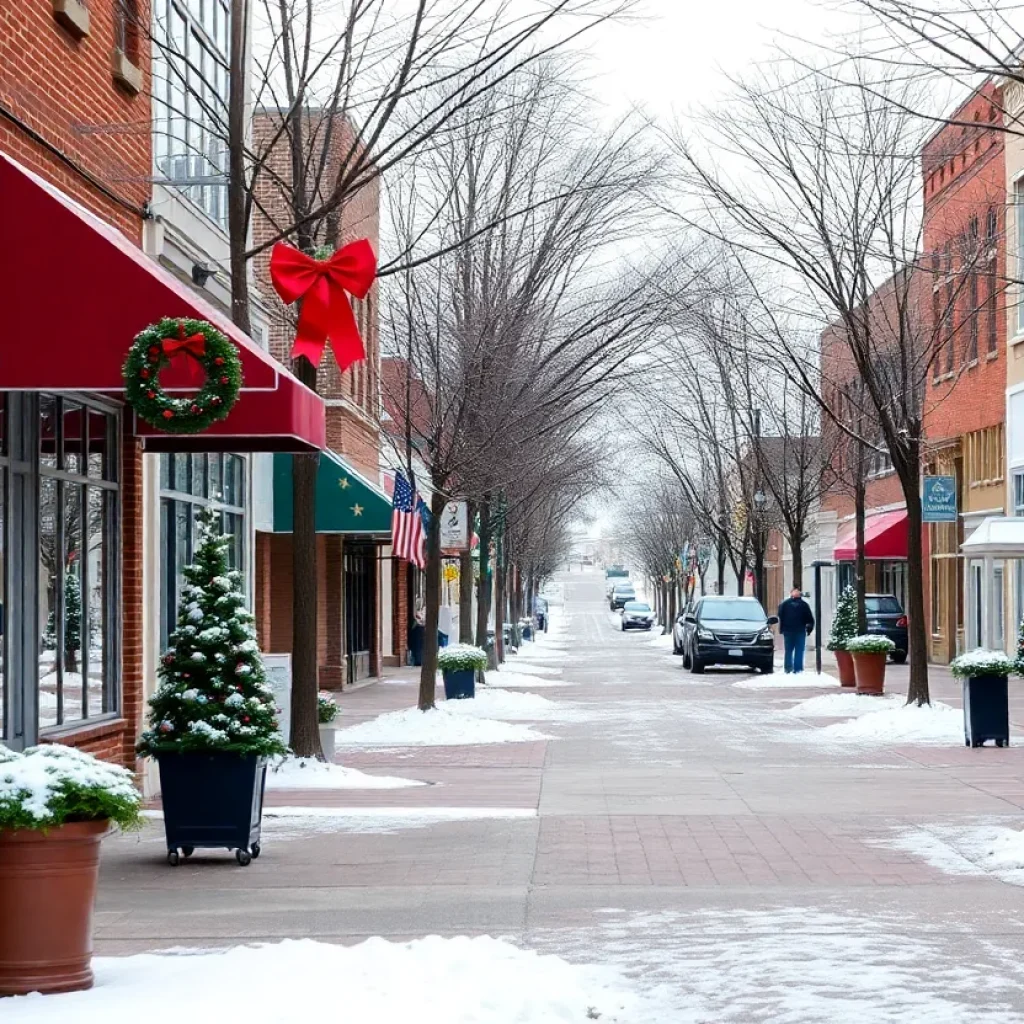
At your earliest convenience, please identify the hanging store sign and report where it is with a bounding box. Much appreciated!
[440,500,470,551]
[922,476,957,523]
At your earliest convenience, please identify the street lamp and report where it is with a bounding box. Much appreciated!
[752,490,767,603]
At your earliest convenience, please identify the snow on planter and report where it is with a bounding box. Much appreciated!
[335,706,553,747]
[949,648,1016,678]
[1,935,657,1023]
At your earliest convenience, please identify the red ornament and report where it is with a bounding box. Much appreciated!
[220,376,229,385]
[162,410,174,420]
[183,673,190,679]
[140,369,150,379]
[242,716,250,724]
[190,404,200,414]
[211,397,222,406]
[214,357,225,366]
[146,390,156,399]
[162,654,174,665]
[148,352,160,363]
[148,345,160,355]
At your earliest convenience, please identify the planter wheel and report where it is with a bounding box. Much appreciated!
[998,739,1009,748]
[236,848,252,867]
[251,842,261,859]
[181,846,195,858]
[167,850,180,867]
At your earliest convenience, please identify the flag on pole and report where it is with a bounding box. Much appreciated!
[392,472,426,569]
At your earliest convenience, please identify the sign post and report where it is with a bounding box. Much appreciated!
[922,476,957,523]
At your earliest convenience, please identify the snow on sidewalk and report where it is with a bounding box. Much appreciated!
[734,671,839,690]
[335,705,552,747]
[879,823,1024,885]
[265,756,425,790]
[448,687,561,719]
[3,935,658,1023]
[814,700,963,745]
[484,668,575,689]
[785,692,903,718]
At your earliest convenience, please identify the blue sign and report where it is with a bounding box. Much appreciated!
[922,475,957,523]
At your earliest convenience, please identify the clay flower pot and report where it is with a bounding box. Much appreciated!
[852,651,887,695]
[834,650,856,688]
[0,819,108,996]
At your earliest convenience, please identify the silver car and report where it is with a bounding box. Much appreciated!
[621,600,655,631]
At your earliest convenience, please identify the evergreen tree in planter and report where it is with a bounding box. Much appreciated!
[827,586,858,687]
[1015,617,1024,676]
[137,507,284,866]
[44,570,82,673]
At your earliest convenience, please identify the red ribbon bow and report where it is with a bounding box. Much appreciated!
[268,239,377,371]
[162,321,206,380]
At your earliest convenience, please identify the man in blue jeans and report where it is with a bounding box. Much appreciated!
[777,586,815,674]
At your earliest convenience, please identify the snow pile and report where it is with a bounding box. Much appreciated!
[733,672,839,690]
[485,670,574,689]
[3,936,658,1023]
[265,757,424,790]
[819,700,962,744]
[336,706,552,747]
[448,687,559,719]
[881,824,1024,884]
[785,692,902,718]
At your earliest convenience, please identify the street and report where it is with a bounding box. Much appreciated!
[89,568,1024,1020]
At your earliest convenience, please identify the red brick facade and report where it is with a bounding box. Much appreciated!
[4,2,150,766]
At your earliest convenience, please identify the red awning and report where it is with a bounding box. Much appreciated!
[0,152,325,452]
[833,510,908,561]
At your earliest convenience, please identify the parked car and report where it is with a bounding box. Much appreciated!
[675,596,778,674]
[865,593,908,664]
[621,600,655,631]
[609,583,637,611]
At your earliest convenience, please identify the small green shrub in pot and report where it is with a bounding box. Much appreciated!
[827,586,858,651]
[437,643,489,673]
[318,692,339,725]
[950,649,1017,679]
[845,634,896,655]
[0,744,141,833]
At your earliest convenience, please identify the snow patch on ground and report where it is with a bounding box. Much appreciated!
[878,823,1024,885]
[486,670,575,688]
[734,672,840,690]
[535,906,1024,1022]
[446,687,560,719]
[499,662,563,677]
[815,701,962,745]
[3,936,658,1023]
[265,756,425,790]
[785,692,903,718]
[335,705,552,747]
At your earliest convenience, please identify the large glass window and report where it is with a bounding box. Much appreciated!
[159,453,246,648]
[1017,181,1024,336]
[153,0,230,225]
[37,398,119,730]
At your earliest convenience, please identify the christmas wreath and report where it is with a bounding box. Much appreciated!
[123,317,243,434]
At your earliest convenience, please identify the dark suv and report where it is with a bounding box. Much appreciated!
[865,594,908,663]
[676,596,778,674]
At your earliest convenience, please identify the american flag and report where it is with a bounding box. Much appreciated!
[392,471,426,569]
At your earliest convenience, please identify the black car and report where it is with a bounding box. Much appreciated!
[621,600,655,631]
[865,593,908,663]
[676,596,778,674]
[610,583,637,610]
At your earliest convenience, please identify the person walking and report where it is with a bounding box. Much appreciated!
[777,586,814,674]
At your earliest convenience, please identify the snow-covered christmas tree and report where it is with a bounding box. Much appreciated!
[1015,617,1024,675]
[138,506,285,757]
[827,585,858,651]
[45,570,82,673]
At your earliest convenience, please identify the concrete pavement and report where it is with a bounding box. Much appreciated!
[95,570,1024,1018]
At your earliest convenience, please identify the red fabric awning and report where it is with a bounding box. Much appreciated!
[0,152,325,452]
[833,510,908,561]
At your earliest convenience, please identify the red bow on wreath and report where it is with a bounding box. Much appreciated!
[163,321,206,379]
[268,239,377,371]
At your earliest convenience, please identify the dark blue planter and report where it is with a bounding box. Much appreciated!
[443,668,476,700]
[963,674,1010,748]
[157,752,267,866]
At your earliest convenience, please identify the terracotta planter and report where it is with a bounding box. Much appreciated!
[0,818,108,996]
[852,651,887,695]
[834,650,856,688]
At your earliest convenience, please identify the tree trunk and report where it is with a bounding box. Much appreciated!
[459,547,474,643]
[495,555,506,665]
[854,442,868,635]
[475,499,492,650]
[789,531,803,592]
[418,489,446,710]
[667,580,677,634]
[716,535,727,594]
[289,356,322,758]
[903,477,931,706]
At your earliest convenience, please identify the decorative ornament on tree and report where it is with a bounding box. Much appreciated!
[123,317,243,434]
[136,507,285,758]
[268,239,377,371]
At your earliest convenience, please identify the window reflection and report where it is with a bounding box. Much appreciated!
[39,475,59,728]
[87,488,108,716]
[63,401,83,475]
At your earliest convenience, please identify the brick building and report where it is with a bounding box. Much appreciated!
[250,110,392,688]
[921,82,1007,662]
[0,2,324,767]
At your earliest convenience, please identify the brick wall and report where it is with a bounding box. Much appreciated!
[0,0,150,242]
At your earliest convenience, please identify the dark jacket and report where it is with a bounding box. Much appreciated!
[778,596,814,635]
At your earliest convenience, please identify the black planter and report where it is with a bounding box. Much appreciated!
[443,668,475,700]
[963,675,1010,748]
[157,752,267,866]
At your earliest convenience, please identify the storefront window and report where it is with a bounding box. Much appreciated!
[159,453,246,648]
[0,398,6,742]
[38,397,119,731]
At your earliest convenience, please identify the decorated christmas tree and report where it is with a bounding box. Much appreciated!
[827,585,858,651]
[137,507,285,757]
[1015,617,1024,675]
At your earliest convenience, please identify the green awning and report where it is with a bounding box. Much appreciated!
[272,451,392,534]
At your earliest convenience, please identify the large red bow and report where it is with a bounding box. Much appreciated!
[163,321,206,380]
[269,239,377,371]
